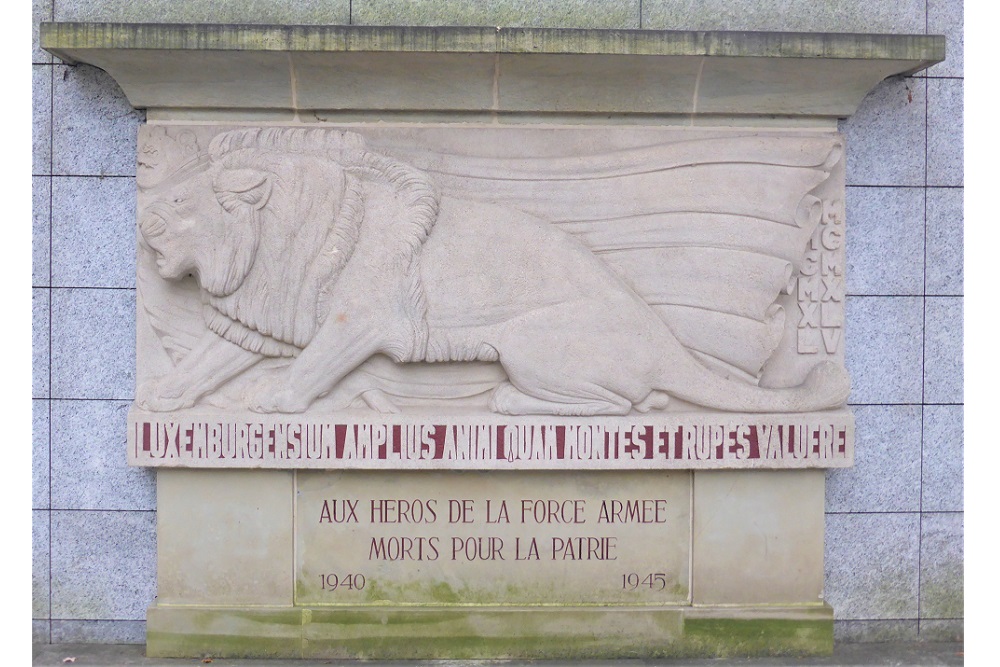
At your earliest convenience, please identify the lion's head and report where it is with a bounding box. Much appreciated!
[138,126,440,354]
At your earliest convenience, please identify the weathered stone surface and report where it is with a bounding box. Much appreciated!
[32,176,50,286]
[54,0,350,24]
[928,0,963,77]
[33,509,49,618]
[33,65,51,176]
[33,400,49,509]
[156,470,293,605]
[692,470,826,604]
[32,288,49,399]
[50,620,146,644]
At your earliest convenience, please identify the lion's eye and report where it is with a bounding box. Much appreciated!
[173,197,186,205]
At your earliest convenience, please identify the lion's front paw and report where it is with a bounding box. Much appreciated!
[135,378,197,412]
[246,380,312,414]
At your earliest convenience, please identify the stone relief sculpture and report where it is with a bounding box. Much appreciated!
[134,126,850,416]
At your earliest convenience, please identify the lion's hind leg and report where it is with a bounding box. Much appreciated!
[489,381,632,416]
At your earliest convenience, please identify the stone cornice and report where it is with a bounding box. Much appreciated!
[40,23,945,118]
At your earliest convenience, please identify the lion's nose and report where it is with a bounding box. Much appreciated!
[139,213,167,239]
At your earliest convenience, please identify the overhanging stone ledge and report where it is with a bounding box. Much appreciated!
[40,23,944,118]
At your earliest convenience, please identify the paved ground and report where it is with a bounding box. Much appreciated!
[32,643,964,666]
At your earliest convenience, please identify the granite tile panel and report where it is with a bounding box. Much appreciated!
[921,405,963,512]
[33,288,49,399]
[33,509,50,619]
[919,619,964,641]
[51,176,136,288]
[353,0,641,29]
[826,405,921,513]
[54,0,349,23]
[34,0,53,64]
[33,399,50,510]
[833,620,918,643]
[641,0,925,32]
[919,513,964,619]
[51,400,155,511]
[927,0,964,78]
[840,77,925,187]
[923,297,963,403]
[824,513,920,619]
[50,510,157,620]
[50,288,135,400]
[845,186,924,295]
[845,296,923,404]
[52,64,144,177]
[33,65,51,176]
[33,621,50,644]
[925,187,964,295]
[927,78,964,187]
[33,176,50,287]
[50,620,146,645]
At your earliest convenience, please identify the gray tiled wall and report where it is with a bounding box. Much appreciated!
[31,0,963,645]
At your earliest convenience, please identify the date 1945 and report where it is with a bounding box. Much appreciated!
[623,573,668,590]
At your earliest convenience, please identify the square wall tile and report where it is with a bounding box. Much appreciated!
[925,187,964,295]
[919,619,964,641]
[33,400,49,510]
[922,405,963,512]
[51,400,155,511]
[52,176,136,288]
[834,620,918,642]
[845,296,923,404]
[33,510,49,619]
[50,510,156,620]
[33,288,49,399]
[52,64,144,177]
[841,78,925,187]
[919,513,963,619]
[928,0,963,78]
[641,0,925,32]
[824,513,920,619]
[33,176,50,287]
[33,620,50,644]
[54,0,350,23]
[927,78,964,187]
[51,620,146,644]
[51,288,136,400]
[33,0,53,64]
[826,405,921,513]
[845,186,924,295]
[924,297,963,403]
[354,0,640,28]
[33,65,51,176]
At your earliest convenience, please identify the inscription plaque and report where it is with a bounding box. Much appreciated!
[295,471,691,605]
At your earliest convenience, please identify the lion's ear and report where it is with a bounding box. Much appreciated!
[213,169,272,213]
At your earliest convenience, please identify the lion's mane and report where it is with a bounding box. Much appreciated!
[200,127,440,359]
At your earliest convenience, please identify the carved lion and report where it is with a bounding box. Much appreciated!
[135,127,850,415]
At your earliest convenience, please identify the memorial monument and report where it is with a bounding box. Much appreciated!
[41,23,944,659]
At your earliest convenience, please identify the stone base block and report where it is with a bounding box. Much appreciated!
[146,603,833,659]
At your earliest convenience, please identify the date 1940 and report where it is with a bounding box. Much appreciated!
[319,573,366,591]
[623,573,669,590]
